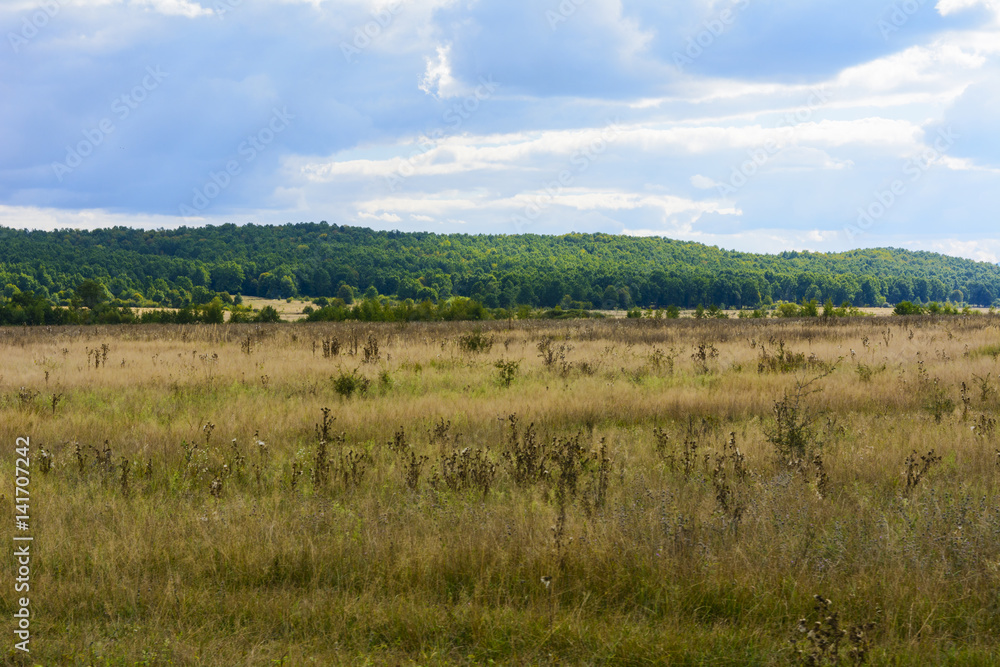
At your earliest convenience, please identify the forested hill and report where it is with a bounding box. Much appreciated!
[2,222,999,309]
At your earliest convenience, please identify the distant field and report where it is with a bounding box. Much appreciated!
[3,316,1000,664]
[239,296,311,321]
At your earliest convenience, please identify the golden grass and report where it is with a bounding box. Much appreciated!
[2,316,1000,664]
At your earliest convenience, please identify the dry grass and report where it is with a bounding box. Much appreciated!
[2,316,1000,664]
[239,296,312,321]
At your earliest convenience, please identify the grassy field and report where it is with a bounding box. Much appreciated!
[3,317,1000,665]
[238,297,312,322]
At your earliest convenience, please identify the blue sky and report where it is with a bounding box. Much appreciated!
[2,0,999,261]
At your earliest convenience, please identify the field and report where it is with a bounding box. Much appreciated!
[238,297,312,322]
[3,317,1000,665]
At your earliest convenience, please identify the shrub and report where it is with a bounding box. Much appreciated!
[799,299,820,317]
[757,340,809,374]
[494,359,520,388]
[894,301,924,316]
[256,305,282,322]
[332,370,370,398]
[764,370,834,462]
[458,327,495,354]
[776,302,800,318]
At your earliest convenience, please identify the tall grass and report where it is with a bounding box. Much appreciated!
[2,315,1000,664]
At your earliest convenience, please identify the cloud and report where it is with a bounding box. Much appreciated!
[691,174,719,189]
[937,0,1000,18]
[911,236,1000,262]
[23,0,218,17]
[419,44,462,98]
[130,0,214,18]
[358,211,402,223]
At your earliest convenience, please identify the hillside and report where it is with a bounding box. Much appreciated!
[1,222,998,310]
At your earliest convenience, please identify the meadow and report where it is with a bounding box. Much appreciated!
[3,316,1000,665]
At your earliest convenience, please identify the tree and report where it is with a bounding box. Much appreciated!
[822,298,836,318]
[189,265,210,287]
[211,262,245,293]
[602,285,618,310]
[191,286,212,305]
[859,278,879,306]
[894,301,924,316]
[279,275,297,299]
[75,279,108,309]
[312,267,332,296]
[337,284,354,304]
[202,298,225,324]
[968,282,995,307]
[255,305,281,322]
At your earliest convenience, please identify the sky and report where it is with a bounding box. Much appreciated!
[2,0,1000,262]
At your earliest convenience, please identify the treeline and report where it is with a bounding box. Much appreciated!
[0,290,282,326]
[304,297,601,323]
[0,289,584,327]
[2,223,1000,311]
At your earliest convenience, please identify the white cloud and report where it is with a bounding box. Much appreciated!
[0,205,189,230]
[347,188,739,235]
[691,174,719,189]
[358,211,402,223]
[939,155,1000,171]
[357,195,481,216]
[297,116,923,185]
[133,0,213,17]
[907,237,1000,262]
[43,0,216,17]
[419,44,462,98]
[836,43,986,91]
[937,0,1000,17]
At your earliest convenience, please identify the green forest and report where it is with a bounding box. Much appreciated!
[1,222,999,322]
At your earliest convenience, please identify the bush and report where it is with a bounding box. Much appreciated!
[775,302,800,318]
[926,301,959,315]
[256,305,282,322]
[494,359,520,388]
[894,301,925,316]
[333,370,370,398]
[458,327,495,354]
